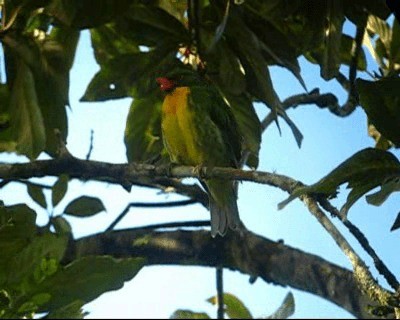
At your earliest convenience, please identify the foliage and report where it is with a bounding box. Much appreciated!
[0,0,399,318]
[171,292,294,319]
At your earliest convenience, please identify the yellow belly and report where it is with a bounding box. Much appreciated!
[161,87,204,165]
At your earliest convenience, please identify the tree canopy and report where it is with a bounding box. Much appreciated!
[0,0,399,318]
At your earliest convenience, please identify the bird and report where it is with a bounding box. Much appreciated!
[386,0,400,23]
[156,68,243,237]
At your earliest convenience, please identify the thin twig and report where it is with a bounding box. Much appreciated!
[318,197,400,291]
[108,220,210,233]
[106,199,197,231]
[216,267,224,319]
[86,129,94,160]
[302,195,394,307]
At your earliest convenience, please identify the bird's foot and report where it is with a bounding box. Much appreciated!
[192,164,208,180]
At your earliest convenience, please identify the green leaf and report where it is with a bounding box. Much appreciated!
[366,15,392,53]
[90,23,140,66]
[7,233,66,287]
[224,9,281,114]
[222,93,261,168]
[122,4,189,47]
[340,34,367,70]
[35,256,145,311]
[124,96,165,163]
[357,78,400,147]
[45,0,132,29]
[8,59,46,159]
[64,196,106,217]
[278,148,400,215]
[82,50,181,101]
[3,26,78,158]
[321,0,344,80]
[207,293,252,319]
[52,174,69,207]
[206,0,231,52]
[266,292,295,319]
[244,13,306,90]
[0,84,15,153]
[0,204,37,283]
[45,300,87,319]
[279,111,303,148]
[390,20,400,68]
[366,177,400,206]
[27,184,47,209]
[170,309,211,319]
[51,216,72,235]
[35,26,79,157]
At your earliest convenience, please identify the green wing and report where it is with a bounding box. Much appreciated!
[189,83,242,168]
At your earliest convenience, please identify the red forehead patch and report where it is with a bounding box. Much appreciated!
[156,77,176,91]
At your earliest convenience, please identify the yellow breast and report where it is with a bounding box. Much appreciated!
[161,87,204,165]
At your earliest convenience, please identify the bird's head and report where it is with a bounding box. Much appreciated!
[156,67,205,92]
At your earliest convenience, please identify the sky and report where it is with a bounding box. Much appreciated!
[1,20,400,318]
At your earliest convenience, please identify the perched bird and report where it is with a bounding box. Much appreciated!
[156,69,242,237]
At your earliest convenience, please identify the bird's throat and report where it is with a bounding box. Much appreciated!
[162,87,190,114]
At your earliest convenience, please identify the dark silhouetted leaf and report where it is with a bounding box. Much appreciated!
[27,184,47,209]
[51,216,72,235]
[321,0,344,80]
[8,60,46,159]
[390,211,400,231]
[278,148,400,215]
[52,174,69,207]
[222,93,261,168]
[357,78,400,147]
[45,300,87,319]
[46,0,131,29]
[64,196,106,217]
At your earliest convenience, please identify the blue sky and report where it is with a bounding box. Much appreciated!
[1,21,399,318]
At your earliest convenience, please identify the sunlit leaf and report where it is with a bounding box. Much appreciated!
[7,233,66,287]
[170,309,210,319]
[124,96,165,163]
[366,177,400,206]
[278,148,400,215]
[207,293,252,319]
[266,292,295,319]
[34,256,145,311]
[64,196,106,217]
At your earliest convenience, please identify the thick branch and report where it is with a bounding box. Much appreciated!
[0,158,394,312]
[63,228,380,319]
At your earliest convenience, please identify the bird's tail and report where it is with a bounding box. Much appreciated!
[204,179,242,237]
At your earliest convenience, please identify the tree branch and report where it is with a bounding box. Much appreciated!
[0,157,396,312]
[62,228,381,319]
